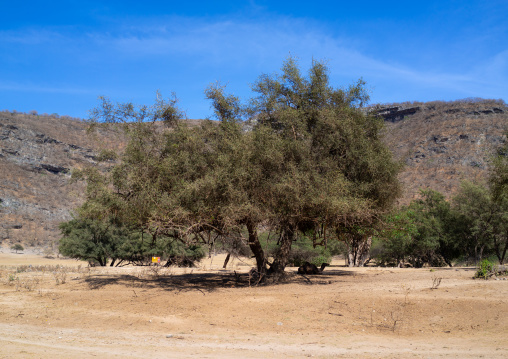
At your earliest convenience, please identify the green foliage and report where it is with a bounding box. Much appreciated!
[407,189,457,267]
[374,189,463,267]
[59,218,133,266]
[81,57,402,277]
[59,217,205,267]
[373,209,417,266]
[452,181,507,264]
[154,237,205,267]
[375,179,508,267]
[10,243,24,253]
[248,57,401,270]
[474,259,495,279]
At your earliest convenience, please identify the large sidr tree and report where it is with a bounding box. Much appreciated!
[81,57,402,279]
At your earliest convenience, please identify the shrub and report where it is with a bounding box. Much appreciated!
[283,237,332,267]
[11,244,24,253]
[474,259,495,279]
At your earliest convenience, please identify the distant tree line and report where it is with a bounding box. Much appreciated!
[374,135,507,267]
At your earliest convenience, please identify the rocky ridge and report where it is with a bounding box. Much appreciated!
[0,111,123,251]
[377,99,506,203]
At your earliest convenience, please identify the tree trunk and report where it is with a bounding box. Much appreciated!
[222,253,231,269]
[346,235,371,267]
[444,257,453,267]
[475,243,485,264]
[494,232,508,265]
[268,227,294,275]
[98,256,107,266]
[246,220,267,277]
[497,244,507,265]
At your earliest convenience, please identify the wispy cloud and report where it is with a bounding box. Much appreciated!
[0,81,94,95]
[95,16,502,87]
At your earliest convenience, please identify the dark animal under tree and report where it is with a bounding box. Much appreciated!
[297,262,329,275]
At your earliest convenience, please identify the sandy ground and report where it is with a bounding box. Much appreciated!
[0,251,507,358]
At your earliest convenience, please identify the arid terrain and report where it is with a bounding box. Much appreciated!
[1,252,507,358]
[1,100,506,249]
[1,101,507,357]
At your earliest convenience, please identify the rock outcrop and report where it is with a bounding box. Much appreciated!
[0,111,124,250]
[380,99,507,204]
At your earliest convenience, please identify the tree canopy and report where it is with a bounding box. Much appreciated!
[64,57,402,277]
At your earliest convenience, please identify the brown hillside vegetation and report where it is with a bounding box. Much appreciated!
[0,253,507,358]
[378,99,507,204]
[0,111,125,249]
[0,99,506,249]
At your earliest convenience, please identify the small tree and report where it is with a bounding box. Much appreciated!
[59,217,134,266]
[452,181,507,264]
[11,243,24,253]
[374,209,417,267]
[375,189,464,268]
[452,182,497,263]
[408,190,458,267]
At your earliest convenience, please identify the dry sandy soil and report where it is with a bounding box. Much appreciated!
[0,251,507,358]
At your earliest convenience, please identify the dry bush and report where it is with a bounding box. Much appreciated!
[19,277,40,292]
[431,275,443,289]
[49,265,70,285]
[401,284,412,304]
[136,265,174,279]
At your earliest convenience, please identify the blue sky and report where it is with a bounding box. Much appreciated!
[1,1,507,119]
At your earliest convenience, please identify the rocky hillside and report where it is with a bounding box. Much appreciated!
[0,99,506,250]
[0,111,124,253]
[376,99,507,204]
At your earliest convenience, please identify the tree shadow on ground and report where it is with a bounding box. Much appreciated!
[291,268,358,285]
[84,271,255,292]
[426,267,476,271]
[83,267,358,292]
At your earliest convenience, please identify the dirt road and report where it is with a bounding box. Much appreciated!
[1,253,507,358]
